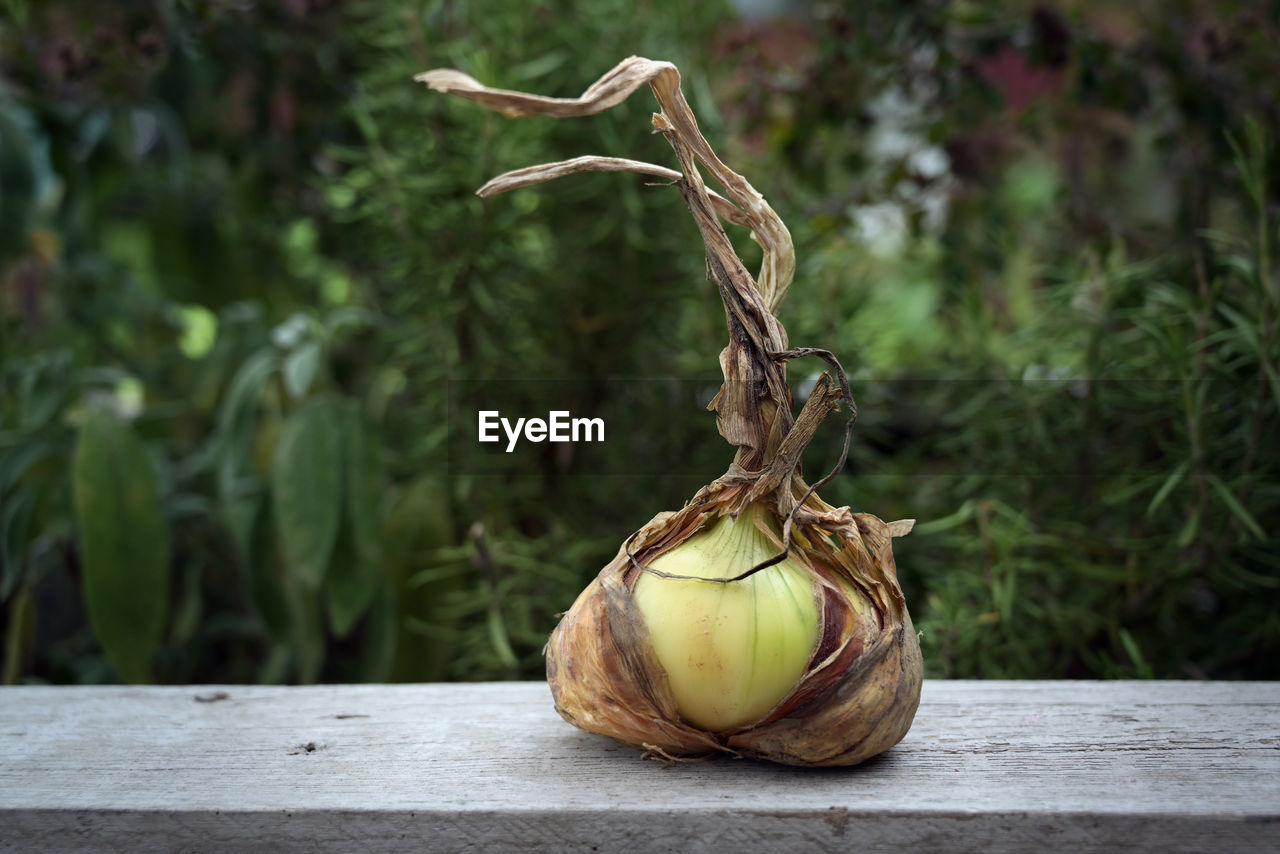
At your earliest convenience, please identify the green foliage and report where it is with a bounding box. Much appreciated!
[72,412,169,683]
[1,0,1277,684]
[328,403,388,638]
[765,0,1280,679]
[271,398,343,591]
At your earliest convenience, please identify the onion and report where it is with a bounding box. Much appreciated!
[631,503,822,733]
[419,57,922,766]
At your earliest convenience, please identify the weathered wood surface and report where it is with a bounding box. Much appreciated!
[1,680,1277,852]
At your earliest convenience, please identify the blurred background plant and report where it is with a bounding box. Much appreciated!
[1,0,1276,685]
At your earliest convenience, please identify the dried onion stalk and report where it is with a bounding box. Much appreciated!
[418,56,921,766]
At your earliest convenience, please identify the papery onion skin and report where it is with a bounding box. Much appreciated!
[545,487,922,767]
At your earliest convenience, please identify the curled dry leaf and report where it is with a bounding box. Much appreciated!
[418,56,921,766]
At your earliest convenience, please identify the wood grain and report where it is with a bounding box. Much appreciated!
[1,681,1277,852]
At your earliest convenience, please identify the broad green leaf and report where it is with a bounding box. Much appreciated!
[222,485,261,563]
[270,398,342,589]
[359,580,397,682]
[324,306,377,336]
[287,584,324,684]
[214,348,276,502]
[244,494,290,641]
[270,312,310,349]
[0,105,38,257]
[282,340,322,400]
[325,530,373,638]
[1,489,37,601]
[16,351,68,430]
[3,584,35,685]
[215,348,276,451]
[72,413,170,684]
[343,405,385,566]
[169,563,203,645]
[324,406,385,637]
[0,440,55,494]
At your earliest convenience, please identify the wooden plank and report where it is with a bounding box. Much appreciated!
[1,681,1277,852]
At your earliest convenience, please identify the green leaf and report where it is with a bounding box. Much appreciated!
[3,584,36,685]
[214,348,276,500]
[324,406,385,637]
[287,583,325,684]
[0,105,38,256]
[72,413,170,684]
[325,306,378,337]
[1146,459,1189,518]
[1262,360,1280,420]
[1216,303,1262,354]
[16,351,68,431]
[169,563,204,646]
[912,499,976,535]
[1118,628,1153,679]
[359,580,397,682]
[258,644,291,685]
[245,494,290,641]
[282,340,322,400]
[0,440,55,495]
[216,348,277,449]
[325,528,372,638]
[270,398,342,590]
[343,405,385,565]
[222,485,262,563]
[1,488,37,601]
[1206,475,1266,541]
[510,50,568,81]
[487,603,519,672]
[1175,504,1202,550]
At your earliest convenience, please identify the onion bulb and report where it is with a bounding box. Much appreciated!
[419,56,922,766]
[631,503,822,733]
